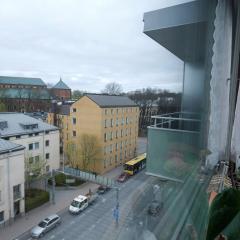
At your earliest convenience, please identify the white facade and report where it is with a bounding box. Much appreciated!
[0,148,25,225]
[10,130,60,173]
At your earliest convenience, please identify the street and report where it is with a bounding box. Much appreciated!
[15,170,156,240]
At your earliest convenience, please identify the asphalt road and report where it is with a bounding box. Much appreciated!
[15,170,160,240]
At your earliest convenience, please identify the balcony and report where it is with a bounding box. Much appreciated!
[146,112,201,182]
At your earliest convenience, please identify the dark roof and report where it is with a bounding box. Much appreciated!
[52,79,70,90]
[58,104,71,115]
[0,76,46,86]
[0,88,51,100]
[0,138,24,154]
[0,113,58,137]
[86,94,138,108]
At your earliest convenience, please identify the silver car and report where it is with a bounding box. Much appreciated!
[31,214,61,238]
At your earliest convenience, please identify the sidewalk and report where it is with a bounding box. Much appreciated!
[0,166,123,240]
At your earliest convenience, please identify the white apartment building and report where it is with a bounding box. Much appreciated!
[0,139,25,226]
[0,113,60,173]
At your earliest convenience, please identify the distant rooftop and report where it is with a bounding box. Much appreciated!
[0,113,58,137]
[86,94,138,108]
[0,76,46,86]
[52,79,70,90]
[0,138,24,154]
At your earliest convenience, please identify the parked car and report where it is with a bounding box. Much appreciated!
[117,172,130,183]
[69,192,98,214]
[97,185,110,194]
[148,200,163,216]
[31,214,61,238]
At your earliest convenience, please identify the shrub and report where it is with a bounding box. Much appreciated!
[48,173,84,186]
[25,189,49,212]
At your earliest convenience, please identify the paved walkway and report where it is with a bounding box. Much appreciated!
[0,166,123,240]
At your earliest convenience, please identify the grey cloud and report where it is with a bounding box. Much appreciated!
[0,0,192,92]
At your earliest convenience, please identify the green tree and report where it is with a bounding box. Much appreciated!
[25,154,47,190]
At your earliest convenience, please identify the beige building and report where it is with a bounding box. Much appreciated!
[0,139,25,226]
[0,113,60,174]
[48,94,139,174]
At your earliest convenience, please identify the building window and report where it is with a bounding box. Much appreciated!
[111,109,113,115]
[105,119,107,128]
[45,131,49,134]
[125,140,127,147]
[115,143,118,151]
[122,117,124,125]
[34,142,39,149]
[72,118,76,125]
[121,130,123,137]
[126,129,128,136]
[73,131,76,137]
[110,132,113,140]
[46,153,50,159]
[16,135,21,139]
[0,211,4,223]
[120,152,122,161]
[110,119,113,127]
[105,109,108,115]
[73,108,76,112]
[45,140,49,147]
[110,144,112,153]
[120,141,123,149]
[29,143,33,150]
[126,117,128,124]
[116,130,118,138]
[130,128,132,136]
[110,157,112,165]
[115,155,118,163]
[117,109,119,114]
[104,159,107,168]
[104,133,107,142]
[116,118,118,126]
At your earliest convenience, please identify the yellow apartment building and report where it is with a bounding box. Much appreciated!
[48,94,139,174]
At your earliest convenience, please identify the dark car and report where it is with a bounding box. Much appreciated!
[31,214,61,238]
[117,172,130,183]
[148,200,163,216]
[97,185,110,194]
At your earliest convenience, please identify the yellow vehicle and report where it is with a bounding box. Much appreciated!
[123,153,147,175]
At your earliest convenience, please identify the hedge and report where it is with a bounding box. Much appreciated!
[48,173,85,186]
[25,189,50,212]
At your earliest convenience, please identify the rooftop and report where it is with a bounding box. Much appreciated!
[0,76,46,86]
[0,138,24,154]
[52,79,71,90]
[86,94,138,108]
[0,113,58,137]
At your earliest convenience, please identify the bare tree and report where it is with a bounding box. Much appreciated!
[66,134,102,172]
[102,82,123,95]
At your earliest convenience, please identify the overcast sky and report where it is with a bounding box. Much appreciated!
[0,0,191,93]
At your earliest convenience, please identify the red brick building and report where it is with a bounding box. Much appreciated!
[51,78,71,100]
